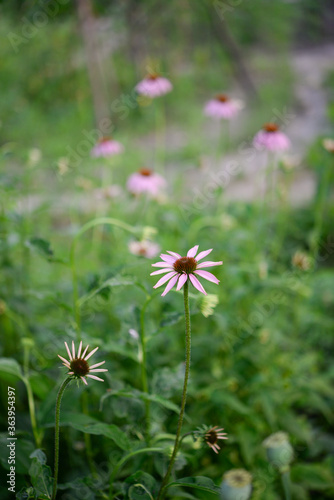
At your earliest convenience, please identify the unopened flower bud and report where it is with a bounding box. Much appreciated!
[220,469,252,500]
[263,432,293,471]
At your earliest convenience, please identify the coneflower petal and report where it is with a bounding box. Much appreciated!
[85,346,99,361]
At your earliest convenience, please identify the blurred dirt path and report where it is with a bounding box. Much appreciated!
[175,44,334,207]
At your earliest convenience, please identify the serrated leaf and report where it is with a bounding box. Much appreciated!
[169,476,220,496]
[0,357,23,379]
[29,449,52,499]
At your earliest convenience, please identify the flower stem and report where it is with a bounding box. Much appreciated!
[157,281,191,500]
[281,469,292,500]
[52,377,73,500]
[140,296,152,440]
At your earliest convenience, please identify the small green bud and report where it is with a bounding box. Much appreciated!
[220,469,252,500]
[263,432,293,471]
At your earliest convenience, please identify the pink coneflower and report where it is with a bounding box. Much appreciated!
[204,94,243,120]
[204,426,228,454]
[58,341,108,385]
[151,245,223,296]
[129,239,160,258]
[91,137,124,158]
[253,123,290,152]
[135,73,172,98]
[127,168,167,197]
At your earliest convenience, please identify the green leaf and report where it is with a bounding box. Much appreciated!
[126,471,157,500]
[0,357,23,379]
[60,413,130,451]
[100,388,182,417]
[291,462,334,490]
[103,341,139,362]
[160,311,183,327]
[27,237,53,257]
[78,275,135,307]
[169,477,220,495]
[0,435,35,474]
[29,449,53,499]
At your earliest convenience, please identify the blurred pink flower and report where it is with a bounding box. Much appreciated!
[127,168,167,197]
[204,94,243,120]
[129,240,160,258]
[151,245,223,296]
[135,73,172,98]
[253,123,290,152]
[91,137,124,158]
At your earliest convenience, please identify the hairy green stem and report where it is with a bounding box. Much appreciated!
[52,377,72,500]
[157,281,191,500]
[139,296,153,440]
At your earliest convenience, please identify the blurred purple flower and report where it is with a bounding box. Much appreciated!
[91,137,124,158]
[135,73,172,98]
[204,94,243,120]
[253,123,290,152]
[127,168,166,197]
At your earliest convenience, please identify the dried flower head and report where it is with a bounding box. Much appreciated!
[204,426,228,453]
[263,431,293,469]
[221,469,252,500]
[58,341,108,385]
[151,245,223,296]
[135,73,172,98]
[253,123,290,152]
[292,250,312,271]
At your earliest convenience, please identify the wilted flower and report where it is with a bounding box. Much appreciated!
[129,239,160,259]
[253,123,290,152]
[204,94,243,120]
[135,73,172,98]
[292,250,312,271]
[127,168,167,197]
[220,469,252,500]
[263,432,293,470]
[58,341,108,385]
[322,138,334,153]
[151,245,223,296]
[91,137,124,158]
[202,425,228,453]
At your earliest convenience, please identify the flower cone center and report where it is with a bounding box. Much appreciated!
[206,430,218,445]
[264,123,279,133]
[148,73,159,80]
[173,257,197,274]
[139,168,152,176]
[70,358,89,377]
[100,136,112,143]
[216,94,229,102]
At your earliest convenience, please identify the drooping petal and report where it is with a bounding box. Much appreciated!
[153,271,178,289]
[194,269,220,284]
[65,341,72,361]
[150,268,174,276]
[197,260,223,269]
[81,376,88,385]
[89,361,106,369]
[189,274,207,295]
[160,254,177,264]
[161,274,179,296]
[176,273,188,291]
[195,248,212,261]
[187,245,199,258]
[85,346,99,361]
[86,374,105,382]
[166,251,181,259]
[77,341,83,358]
[151,262,174,268]
[58,355,71,367]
